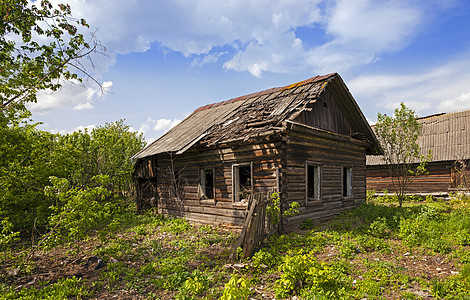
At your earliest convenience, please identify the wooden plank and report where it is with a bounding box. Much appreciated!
[229,195,258,261]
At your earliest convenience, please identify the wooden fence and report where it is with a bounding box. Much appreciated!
[230,193,277,261]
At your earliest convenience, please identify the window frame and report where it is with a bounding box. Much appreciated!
[342,166,353,198]
[198,167,216,201]
[305,161,322,203]
[232,162,253,203]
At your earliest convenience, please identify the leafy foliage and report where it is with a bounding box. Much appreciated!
[44,175,117,252]
[375,103,432,206]
[220,274,251,300]
[1,0,100,111]
[274,250,350,298]
[0,114,145,233]
[1,277,88,299]
[267,192,299,226]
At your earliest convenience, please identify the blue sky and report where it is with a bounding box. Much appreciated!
[28,0,470,143]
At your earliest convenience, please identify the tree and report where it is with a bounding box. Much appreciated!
[0,0,101,111]
[375,103,431,207]
[0,114,145,233]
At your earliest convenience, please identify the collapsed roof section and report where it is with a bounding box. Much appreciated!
[133,73,380,159]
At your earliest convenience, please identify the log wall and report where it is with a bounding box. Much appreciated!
[366,161,453,194]
[154,142,281,227]
[134,128,369,230]
[281,125,367,230]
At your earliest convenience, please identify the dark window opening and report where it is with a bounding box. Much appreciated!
[342,167,352,197]
[203,168,214,199]
[306,164,321,201]
[239,165,252,201]
[233,164,252,202]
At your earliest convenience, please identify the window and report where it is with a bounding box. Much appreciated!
[306,162,321,202]
[232,163,252,202]
[342,166,353,197]
[199,168,215,200]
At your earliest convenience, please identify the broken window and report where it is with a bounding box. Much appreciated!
[232,163,252,202]
[342,166,353,198]
[199,168,215,200]
[306,163,321,201]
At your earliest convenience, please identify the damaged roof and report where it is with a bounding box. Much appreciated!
[133,73,379,159]
[367,109,470,165]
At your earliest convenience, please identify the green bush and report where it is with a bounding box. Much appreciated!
[0,218,20,251]
[338,239,359,259]
[368,216,391,238]
[220,274,251,300]
[180,270,210,296]
[274,250,349,298]
[300,219,314,230]
[252,248,276,271]
[44,175,118,252]
[398,218,426,247]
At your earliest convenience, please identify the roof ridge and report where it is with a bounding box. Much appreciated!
[194,73,337,113]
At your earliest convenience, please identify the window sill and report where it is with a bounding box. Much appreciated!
[232,202,249,209]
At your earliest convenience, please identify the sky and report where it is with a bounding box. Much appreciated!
[27,0,470,143]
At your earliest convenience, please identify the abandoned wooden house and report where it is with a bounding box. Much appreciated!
[367,109,470,195]
[132,73,381,230]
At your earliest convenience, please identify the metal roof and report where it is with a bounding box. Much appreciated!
[367,109,470,165]
[133,73,379,159]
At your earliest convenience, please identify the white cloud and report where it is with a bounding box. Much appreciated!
[348,55,470,116]
[327,0,421,52]
[154,118,181,132]
[136,117,182,143]
[191,52,228,68]
[28,80,113,113]
[48,124,97,135]
[438,91,470,112]
[45,0,427,78]
[74,102,94,110]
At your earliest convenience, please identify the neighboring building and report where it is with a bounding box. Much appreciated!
[367,110,470,195]
[132,73,380,230]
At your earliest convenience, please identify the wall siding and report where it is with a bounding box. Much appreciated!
[281,128,366,230]
[154,142,281,227]
[366,161,453,194]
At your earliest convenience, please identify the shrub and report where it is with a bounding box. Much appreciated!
[267,193,300,226]
[0,218,20,251]
[398,218,426,247]
[181,270,210,296]
[252,249,276,271]
[300,219,314,230]
[425,238,452,254]
[274,250,349,298]
[368,216,391,238]
[220,274,251,300]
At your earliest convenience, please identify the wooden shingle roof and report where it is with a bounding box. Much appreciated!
[367,109,470,165]
[133,73,379,159]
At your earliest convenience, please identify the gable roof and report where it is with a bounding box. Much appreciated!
[133,73,380,159]
[367,109,470,165]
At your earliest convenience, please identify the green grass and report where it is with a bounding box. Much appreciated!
[2,193,470,299]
